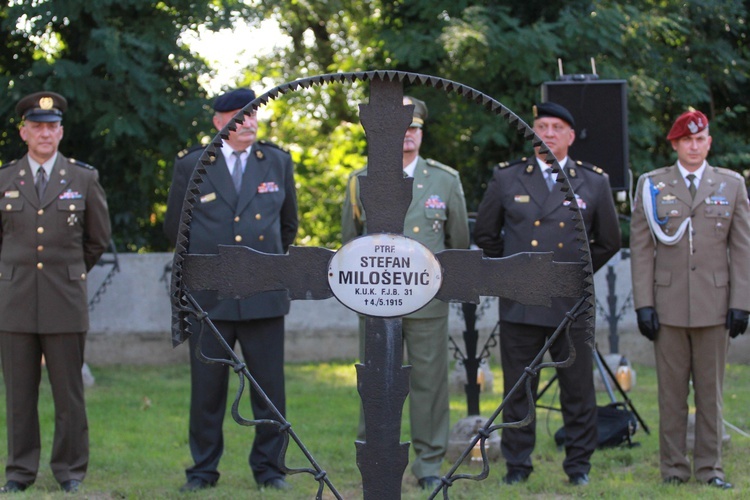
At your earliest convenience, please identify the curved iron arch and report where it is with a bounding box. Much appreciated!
[168,70,596,499]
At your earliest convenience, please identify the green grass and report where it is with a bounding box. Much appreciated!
[1,359,749,498]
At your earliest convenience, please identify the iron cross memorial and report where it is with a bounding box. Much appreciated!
[178,76,587,499]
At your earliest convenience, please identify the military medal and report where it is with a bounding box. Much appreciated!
[425,195,446,209]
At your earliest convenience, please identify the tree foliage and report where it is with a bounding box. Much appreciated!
[2,0,749,250]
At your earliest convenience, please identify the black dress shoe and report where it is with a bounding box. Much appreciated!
[60,480,82,493]
[568,473,589,486]
[502,470,529,485]
[0,481,30,493]
[417,476,441,490]
[706,477,733,489]
[179,477,215,493]
[261,478,292,490]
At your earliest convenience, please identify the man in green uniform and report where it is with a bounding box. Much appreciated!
[342,96,470,490]
[0,91,111,494]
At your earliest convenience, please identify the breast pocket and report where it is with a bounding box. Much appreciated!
[0,197,24,232]
[424,207,447,233]
[57,198,85,227]
[704,206,732,237]
[0,262,14,281]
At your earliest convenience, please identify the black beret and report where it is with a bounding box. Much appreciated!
[533,101,575,129]
[16,91,68,122]
[213,88,256,112]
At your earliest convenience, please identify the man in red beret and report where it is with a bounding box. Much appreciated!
[630,109,750,489]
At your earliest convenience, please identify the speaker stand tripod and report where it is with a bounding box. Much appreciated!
[535,343,650,436]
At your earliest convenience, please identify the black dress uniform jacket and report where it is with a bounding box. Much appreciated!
[164,141,298,320]
[474,158,621,326]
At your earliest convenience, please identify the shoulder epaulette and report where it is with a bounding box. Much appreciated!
[425,158,459,176]
[711,166,744,180]
[573,160,606,175]
[68,158,95,170]
[349,165,368,178]
[498,157,528,169]
[0,159,18,170]
[176,144,204,159]
[258,139,290,154]
[643,166,672,178]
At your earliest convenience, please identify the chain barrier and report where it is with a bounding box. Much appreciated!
[87,239,120,312]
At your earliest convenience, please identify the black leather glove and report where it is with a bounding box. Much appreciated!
[726,309,749,338]
[636,307,660,341]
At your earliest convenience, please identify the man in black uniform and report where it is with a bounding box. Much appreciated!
[473,102,620,486]
[164,88,298,492]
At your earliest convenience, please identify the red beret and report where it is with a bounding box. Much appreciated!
[667,110,709,141]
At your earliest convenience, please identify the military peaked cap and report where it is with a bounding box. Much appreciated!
[16,91,68,122]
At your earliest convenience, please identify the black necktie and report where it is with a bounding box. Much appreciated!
[686,174,697,199]
[231,151,243,193]
[36,167,47,200]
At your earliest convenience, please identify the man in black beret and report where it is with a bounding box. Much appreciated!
[473,101,620,486]
[164,88,298,492]
[0,91,111,494]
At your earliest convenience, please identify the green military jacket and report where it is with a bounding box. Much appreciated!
[342,156,470,318]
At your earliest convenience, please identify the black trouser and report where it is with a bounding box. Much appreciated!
[186,317,286,485]
[499,321,597,477]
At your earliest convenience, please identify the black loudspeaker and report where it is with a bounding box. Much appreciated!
[541,79,629,191]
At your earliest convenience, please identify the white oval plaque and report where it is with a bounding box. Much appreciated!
[328,233,443,317]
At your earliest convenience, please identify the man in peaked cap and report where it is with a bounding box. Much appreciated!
[164,88,298,492]
[342,95,470,491]
[473,101,620,487]
[630,109,750,489]
[0,91,111,494]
